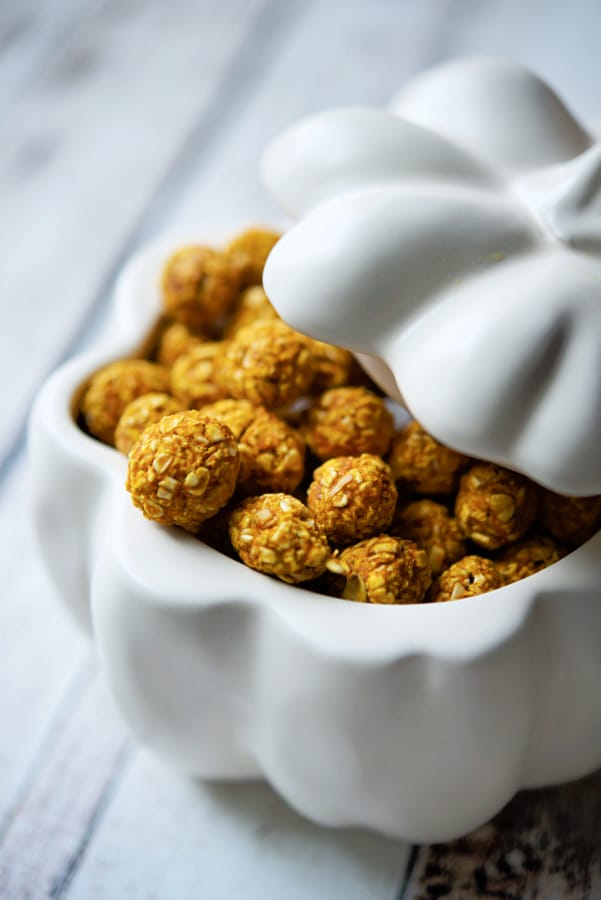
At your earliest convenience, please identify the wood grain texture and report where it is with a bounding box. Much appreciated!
[65,751,408,900]
[402,771,601,899]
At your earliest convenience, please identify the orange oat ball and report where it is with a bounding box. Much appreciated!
[327,536,431,604]
[431,555,506,602]
[162,245,239,331]
[539,490,601,547]
[303,387,394,460]
[81,359,170,446]
[308,339,355,393]
[307,454,397,545]
[218,320,314,409]
[496,535,564,584]
[223,286,279,338]
[170,343,229,408]
[455,463,539,550]
[126,411,239,532]
[392,499,467,577]
[229,493,330,584]
[201,398,306,494]
[388,420,470,494]
[156,321,206,368]
[114,392,184,455]
[226,227,281,286]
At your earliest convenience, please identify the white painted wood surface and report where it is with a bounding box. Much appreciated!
[2,1,601,897]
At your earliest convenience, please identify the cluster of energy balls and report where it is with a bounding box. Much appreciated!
[78,227,601,605]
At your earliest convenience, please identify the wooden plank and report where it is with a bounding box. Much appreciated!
[0,0,98,115]
[65,749,408,900]
[401,771,601,899]
[0,672,129,900]
[0,0,268,465]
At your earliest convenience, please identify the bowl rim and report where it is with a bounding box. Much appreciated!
[35,224,601,665]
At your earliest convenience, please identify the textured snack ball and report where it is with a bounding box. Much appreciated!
[539,490,601,547]
[392,499,467,577]
[81,359,170,446]
[327,536,432,604]
[496,535,564,584]
[170,343,229,408]
[226,227,281,287]
[162,245,239,331]
[201,399,306,494]
[115,392,184,455]
[388,420,470,494]
[455,463,539,550]
[157,321,206,368]
[303,387,394,460]
[229,493,330,584]
[308,339,355,393]
[431,555,506,602]
[307,454,397,545]
[126,410,239,532]
[218,320,314,409]
[223,286,279,338]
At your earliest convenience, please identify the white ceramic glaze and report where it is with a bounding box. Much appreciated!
[262,57,601,495]
[29,59,601,843]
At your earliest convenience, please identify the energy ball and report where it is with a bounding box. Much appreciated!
[162,245,239,331]
[126,410,239,532]
[308,339,355,393]
[229,493,330,584]
[223,286,279,338]
[431,555,506,602]
[392,499,467,577]
[218,320,314,409]
[307,454,397,545]
[156,321,206,368]
[455,463,539,550]
[388,420,470,494]
[539,490,601,546]
[115,392,184,455]
[170,343,229,408]
[225,227,281,287]
[327,535,432,605]
[201,398,306,494]
[81,359,170,446]
[496,535,564,584]
[303,386,394,460]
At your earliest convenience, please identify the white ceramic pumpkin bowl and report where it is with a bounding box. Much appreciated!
[29,58,601,843]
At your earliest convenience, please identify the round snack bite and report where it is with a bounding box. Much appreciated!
[229,493,330,584]
[388,420,470,494]
[223,286,279,338]
[455,463,539,550]
[431,555,506,603]
[308,339,355,393]
[80,359,170,446]
[218,320,314,409]
[126,410,240,532]
[303,386,394,460]
[392,499,467,577]
[162,245,239,331]
[170,343,229,408]
[307,454,397,545]
[539,490,601,547]
[156,321,206,368]
[328,536,431,605]
[115,392,184,455]
[496,535,564,584]
[201,399,306,495]
[226,227,281,286]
